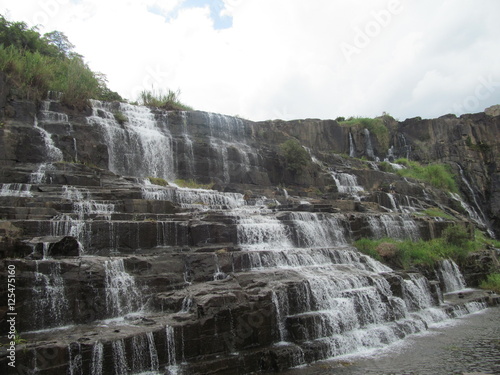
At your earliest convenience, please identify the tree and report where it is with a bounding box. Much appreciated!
[279,139,310,174]
[43,30,75,57]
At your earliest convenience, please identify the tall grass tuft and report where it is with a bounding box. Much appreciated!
[138,89,193,111]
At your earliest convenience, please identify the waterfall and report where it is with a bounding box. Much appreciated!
[438,259,466,293]
[272,289,290,343]
[31,261,69,330]
[90,342,103,375]
[39,98,69,124]
[0,183,33,197]
[104,259,144,317]
[111,340,128,375]
[237,214,294,250]
[367,215,419,241]
[289,212,347,247]
[67,343,83,375]
[364,128,376,160]
[456,165,495,238]
[349,132,356,157]
[213,253,228,280]
[165,325,179,375]
[30,163,54,184]
[142,181,246,210]
[87,100,175,180]
[63,186,115,220]
[330,171,364,199]
[34,116,63,161]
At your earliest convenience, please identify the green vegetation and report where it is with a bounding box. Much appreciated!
[465,136,491,153]
[113,111,128,125]
[480,273,500,293]
[354,225,478,269]
[148,177,169,187]
[279,139,310,174]
[379,161,396,173]
[0,15,122,107]
[394,158,458,193]
[174,179,214,189]
[138,89,193,111]
[417,208,456,221]
[339,117,390,153]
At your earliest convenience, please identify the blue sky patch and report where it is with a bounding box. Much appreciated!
[149,0,233,30]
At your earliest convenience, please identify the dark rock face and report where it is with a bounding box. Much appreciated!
[0,96,499,374]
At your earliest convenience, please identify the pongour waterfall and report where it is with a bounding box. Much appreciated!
[1,96,497,375]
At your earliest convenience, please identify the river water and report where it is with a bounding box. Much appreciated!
[280,307,500,375]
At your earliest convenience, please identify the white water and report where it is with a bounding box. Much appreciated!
[32,261,69,329]
[112,339,128,375]
[367,214,420,241]
[165,325,179,375]
[104,259,144,317]
[438,259,466,293]
[142,180,246,210]
[87,100,175,180]
[90,341,103,375]
[0,183,33,197]
[330,171,364,199]
[34,116,63,161]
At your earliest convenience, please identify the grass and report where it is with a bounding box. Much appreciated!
[354,225,478,269]
[417,208,456,221]
[174,179,214,190]
[480,273,500,293]
[138,89,193,111]
[394,158,458,193]
[148,177,169,187]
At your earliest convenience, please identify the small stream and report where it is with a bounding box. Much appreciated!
[279,307,500,375]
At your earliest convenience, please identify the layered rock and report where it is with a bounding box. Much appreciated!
[0,92,499,374]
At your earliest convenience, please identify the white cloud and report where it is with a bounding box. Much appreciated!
[1,0,499,120]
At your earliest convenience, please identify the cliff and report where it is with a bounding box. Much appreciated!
[0,77,499,375]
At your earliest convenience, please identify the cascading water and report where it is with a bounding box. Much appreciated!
[87,100,175,180]
[30,261,69,330]
[456,165,495,238]
[34,115,63,162]
[367,214,420,241]
[438,259,466,293]
[104,259,144,317]
[0,183,33,197]
[330,171,364,199]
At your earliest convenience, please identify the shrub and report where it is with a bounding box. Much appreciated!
[379,161,396,173]
[148,177,169,187]
[113,111,128,125]
[480,273,500,293]
[279,139,310,173]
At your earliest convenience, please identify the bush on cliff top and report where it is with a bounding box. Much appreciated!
[0,15,122,107]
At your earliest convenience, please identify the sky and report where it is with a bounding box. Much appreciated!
[1,0,500,121]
